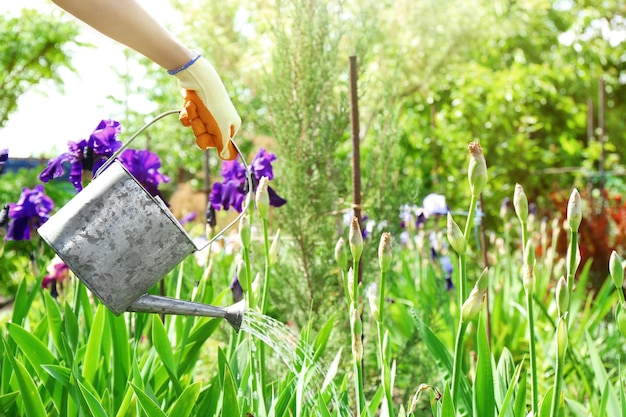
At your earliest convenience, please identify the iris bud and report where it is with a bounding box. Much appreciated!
[446,213,466,255]
[513,183,529,224]
[468,142,488,196]
[566,188,582,232]
[349,216,363,262]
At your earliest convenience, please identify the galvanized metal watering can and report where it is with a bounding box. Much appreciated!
[38,110,251,331]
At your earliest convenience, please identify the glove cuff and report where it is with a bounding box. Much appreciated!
[167,51,202,75]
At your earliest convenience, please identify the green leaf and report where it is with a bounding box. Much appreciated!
[497,360,524,417]
[621,363,626,417]
[412,311,472,414]
[495,348,515,417]
[152,315,177,378]
[441,382,456,417]
[220,349,241,417]
[7,323,56,369]
[76,378,108,417]
[151,315,183,395]
[586,331,620,415]
[130,382,168,417]
[82,304,106,385]
[0,392,19,415]
[538,386,553,417]
[41,365,71,386]
[564,398,590,417]
[313,314,335,362]
[10,279,29,326]
[195,377,220,417]
[474,316,495,417]
[513,371,527,417]
[108,311,130,411]
[2,339,47,417]
[177,319,220,376]
[321,347,342,392]
[169,382,201,417]
[63,301,79,353]
[43,290,64,356]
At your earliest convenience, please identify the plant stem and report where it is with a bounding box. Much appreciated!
[566,231,578,318]
[260,218,271,314]
[451,320,468,407]
[526,288,539,415]
[550,344,565,417]
[377,269,393,417]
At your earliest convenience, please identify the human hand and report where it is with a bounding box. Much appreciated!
[173,56,241,160]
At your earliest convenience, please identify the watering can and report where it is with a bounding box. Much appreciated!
[38,111,251,331]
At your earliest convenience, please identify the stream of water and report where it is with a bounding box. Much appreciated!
[241,310,353,417]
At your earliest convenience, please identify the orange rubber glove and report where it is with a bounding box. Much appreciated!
[179,90,238,160]
[173,56,241,160]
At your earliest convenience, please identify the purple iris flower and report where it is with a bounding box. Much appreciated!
[230,274,243,303]
[210,148,287,213]
[118,149,170,198]
[6,185,54,241]
[0,148,8,175]
[39,120,122,191]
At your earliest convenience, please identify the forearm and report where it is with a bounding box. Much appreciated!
[52,0,193,70]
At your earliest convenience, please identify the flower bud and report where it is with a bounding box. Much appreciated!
[566,188,582,232]
[556,317,568,357]
[446,213,466,255]
[268,229,281,266]
[350,307,363,361]
[468,141,488,196]
[378,232,392,272]
[461,269,489,322]
[556,276,568,317]
[617,305,626,338]
[236,258,248,290]
[335,237,348,270]
[349,216,363,262]
[513,183,528,224]
[609,251,624,291]
[239,213,251,249]
[256,176,270,220]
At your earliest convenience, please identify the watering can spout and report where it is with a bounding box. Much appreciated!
[128,295,245,332]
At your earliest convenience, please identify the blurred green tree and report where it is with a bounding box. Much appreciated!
[0,9,80,128]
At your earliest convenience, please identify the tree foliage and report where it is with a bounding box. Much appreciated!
[0,9,80,128]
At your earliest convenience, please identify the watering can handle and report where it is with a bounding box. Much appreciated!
[94,110,253,252]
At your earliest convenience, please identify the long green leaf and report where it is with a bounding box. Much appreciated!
[412,311,472,415]
[195,377,221,417]
[152,315,177,379]
[497,360,524,417]
[219,349,241,417]
[108,310,130,411]
[495,348,515,417]
[82,304,106,385]
[43,290,64,357]
[474,316,495,417]
[313,314,335,362]
[10,279,29,326]
[63,301,79,354]
[513,371,527,417]
[76,378,108,417]
[2,340,47,417]
[169,382,201,417]
[177,319,220,376]
[152,315,183,395]
[539,386,553,417]
[441,382,456,417]
[41,365,71,386]
[130,382,168,417]
[586,331,620,416]
[7,323,56,369]
[0,391,19,415]
[564,398,590,417]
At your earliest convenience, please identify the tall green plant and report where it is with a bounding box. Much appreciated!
[262,0,350,324]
